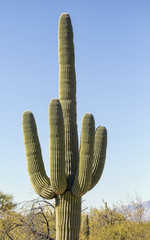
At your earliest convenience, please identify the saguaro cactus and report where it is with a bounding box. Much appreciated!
[82,214,90,239]
[22,13,107,240]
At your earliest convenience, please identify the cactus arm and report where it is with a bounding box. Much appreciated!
[49,99,67,194]
[89,126,107,191]
[58,13,79,188]
[22,111,55,199]
[71,114,95,197]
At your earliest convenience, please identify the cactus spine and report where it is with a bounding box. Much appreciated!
[22,13,107,240]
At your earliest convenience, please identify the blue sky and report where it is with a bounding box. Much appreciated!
[0,0,150,210]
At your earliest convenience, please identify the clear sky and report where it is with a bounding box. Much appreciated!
[0,0,150,210]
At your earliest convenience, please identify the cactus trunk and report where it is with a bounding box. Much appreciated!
[22,12,107,240]
[56,192,81,240]
[58,13,79,189]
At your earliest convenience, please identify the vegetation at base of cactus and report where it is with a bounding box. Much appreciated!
[82,214,90,239]
[22,12,107,240]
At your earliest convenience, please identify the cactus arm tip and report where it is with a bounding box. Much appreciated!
[60,12,70,17]
[89,125,107,191]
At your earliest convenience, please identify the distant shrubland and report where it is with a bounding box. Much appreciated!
[0,191,150,240]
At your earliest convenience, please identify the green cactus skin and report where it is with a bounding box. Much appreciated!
[22,13,107,240]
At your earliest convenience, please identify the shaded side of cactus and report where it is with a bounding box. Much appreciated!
[22,13,107,240]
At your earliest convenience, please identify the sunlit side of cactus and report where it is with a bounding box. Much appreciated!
[22,13,107,240]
